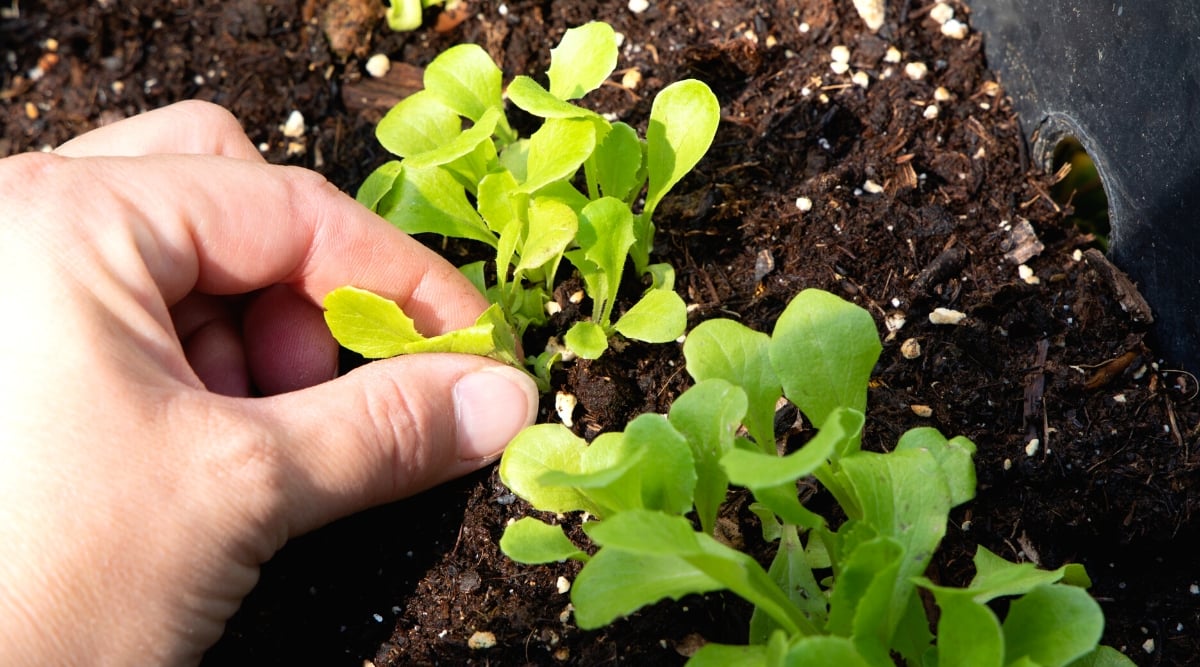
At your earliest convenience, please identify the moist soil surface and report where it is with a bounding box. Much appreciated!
[4,1,1198,665]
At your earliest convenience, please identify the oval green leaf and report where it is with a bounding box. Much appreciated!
[565,320,609,360]
[613,288,687,343]
[548,21,618,100]
[643,79,720,217]
[424,43,503,122]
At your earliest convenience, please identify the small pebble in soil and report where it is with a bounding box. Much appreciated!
[886,311,907,333]
[556,576,571,594]
[928,307,966,325]
[795,196,813,212]
[930,2,954,24]
[1025,438,1040,457]
[281,110,305,138]
[628,0,650,14]
[830,45,851,64]
[885,46,902,63]
[1003,458,1012,470]
[799,22,811,33]
[934,86,953,101]
[901,338,922,359]
[468,631,496,650]
[904,61,929,80]
[911,405,933,418]
[1018,264,1040,285]
[852,70,870,88]
[1143,638,1155,654]
[851,0,886,32]
[621,69,642,90]
[923,104,940,120]
[831,61,850,75]
[862,179,883,194]
[941,19,969,40]
[555,391,577,427]
[365,53,390,78]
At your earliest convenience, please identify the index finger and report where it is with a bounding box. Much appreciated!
[20,152,487,335]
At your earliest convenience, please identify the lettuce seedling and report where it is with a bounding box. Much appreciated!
[338,21,718,367]
[384,0,445,32]
[498,289,1133,666]
[323,286,519,365]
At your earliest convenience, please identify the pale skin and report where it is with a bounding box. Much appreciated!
[0,101,539,665]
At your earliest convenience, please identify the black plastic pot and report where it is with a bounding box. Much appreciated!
[971,0,1200,371]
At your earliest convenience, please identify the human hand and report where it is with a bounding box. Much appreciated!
[0,101,538,665]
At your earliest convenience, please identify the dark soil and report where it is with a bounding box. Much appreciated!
[4,1,1198,665]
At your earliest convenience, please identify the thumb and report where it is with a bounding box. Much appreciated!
[251,354,539,537]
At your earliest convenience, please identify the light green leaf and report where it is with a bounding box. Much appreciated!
[323,289,511,362]
[385,0,424,31]
[824,536,904,655]
[376,91,460,158]
[769,288,881,431]
[482,172,525,288]
[499,137,530,181]
[379,164,496,247]
[686,642,768,667]
[896,428,978,507]
[750,525,826,643]
[565,320,609,360]
[507,75,604,120]
[644,79,721,215]
[722,407,863,489]
[527,414,692,517]
[356,160,403,211]
[498,424,597,515]
[623,413,696,515]
[684,318,781,452]
[1003,585,1104,667]
[645,262,675,290]
[499,517,589,563]
[930,591,1005,667]
[784,636,875,667]
[613,288,687,343]
[964,546,1078,604]
[668,379,748,534]
[516,196,578,277]
[424,43,503,123]
[405,106,501,170]
[323,286,423,358]
[521,117,597,193]
[582,510,815,635]
[537,431,645,516]
[548,21,618,100]
[836,448,954,647]
[1067,646,1139,667]
[592,121,645,202]
[749,483,826,530]
[572,546,725,630]
[575,196,636,323]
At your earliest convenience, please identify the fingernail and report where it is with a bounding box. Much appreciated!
[453,366,539,460]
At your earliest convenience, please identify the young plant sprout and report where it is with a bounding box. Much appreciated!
[384,0,445,32]
[325,21,719,378]
[497,289,1134,667]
